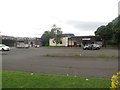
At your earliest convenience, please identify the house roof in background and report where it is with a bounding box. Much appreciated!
[62,33,75,37]
[70,35,95,39]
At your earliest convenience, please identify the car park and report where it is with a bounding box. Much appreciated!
[0,44,10,51]
[83,44,101,50]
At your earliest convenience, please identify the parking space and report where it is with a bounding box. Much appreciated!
[2,47,118,78]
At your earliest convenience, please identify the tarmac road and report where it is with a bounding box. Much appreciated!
[2,47,118,78]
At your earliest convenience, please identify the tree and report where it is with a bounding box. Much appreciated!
[95,16,120,47]
[2,39,16,46]
[112,15,120,46]
[50,24,62,46]
[41,24,62,46]
[95,22,114,47]
[95,25,107,46]
[41,31,50,46]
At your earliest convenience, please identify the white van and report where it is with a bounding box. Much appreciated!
[16,41,30,48]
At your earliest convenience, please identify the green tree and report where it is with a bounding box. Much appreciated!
[95,22,114,47]
[95,25,107,46]
[41,31,50,46]
[112,15,120,46]
[2,39,16,46]
[95,16,120,47]
[50,24,62,46]
[41,24,62,46]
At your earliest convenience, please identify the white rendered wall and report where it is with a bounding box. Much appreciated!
[49,37,68,46]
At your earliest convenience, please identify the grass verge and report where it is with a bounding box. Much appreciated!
[43,53,117,58]
[2,70,111,88]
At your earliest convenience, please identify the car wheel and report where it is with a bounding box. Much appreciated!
[7,49,10,51]
[2,48,4,51]
[96,47,99,50]
[83,48,86,50]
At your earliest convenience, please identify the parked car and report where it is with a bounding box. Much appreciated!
[83,44,101,50]
[34,44,40,48]
[0,44,10,51]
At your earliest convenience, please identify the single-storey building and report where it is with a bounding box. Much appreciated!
[49,37,69,47]
[68,36,96,47]
[49,34,74,47]
[49,34,98,47]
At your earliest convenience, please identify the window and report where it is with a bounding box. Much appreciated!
[60,40,62,44]
[53,40,55,43]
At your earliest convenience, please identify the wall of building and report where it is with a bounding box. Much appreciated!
[68,39,82,47]
[49,36,96,47]
[68,36,96,47]
[49,37,68,46]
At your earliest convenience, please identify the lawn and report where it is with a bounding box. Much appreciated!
[2,70,111,88]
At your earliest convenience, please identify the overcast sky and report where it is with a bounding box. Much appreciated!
[0,0,119,37]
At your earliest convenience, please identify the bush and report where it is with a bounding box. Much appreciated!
[2,39,16,46]
[105,41,118,48]
[111,72,120,89]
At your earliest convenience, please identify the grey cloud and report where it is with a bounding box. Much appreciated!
[67,20,107,31]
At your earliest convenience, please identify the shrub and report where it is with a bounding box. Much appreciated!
[111,72,120,89]
[2,39,16,46]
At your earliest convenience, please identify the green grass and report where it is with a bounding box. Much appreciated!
[0,71,2,89]
[2,70,111,88]
[96,54,116,58]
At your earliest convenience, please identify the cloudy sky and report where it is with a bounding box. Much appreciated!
[0,0,119,37]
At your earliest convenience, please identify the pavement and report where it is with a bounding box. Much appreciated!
[2,47,118,78]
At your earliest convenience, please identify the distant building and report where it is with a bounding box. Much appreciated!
[0,35,42,47]
[16,38,30,48]
[49,34,96,47]
[49,37,69,47]
[61,33,75,37]
[1,35,16,40]
[16,37,41,48]
[49,33,75,47]
[34,38,41,48]
[68,36,96,47]
[1,35,16,46]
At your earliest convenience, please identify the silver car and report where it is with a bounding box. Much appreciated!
[83,44,101,50]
